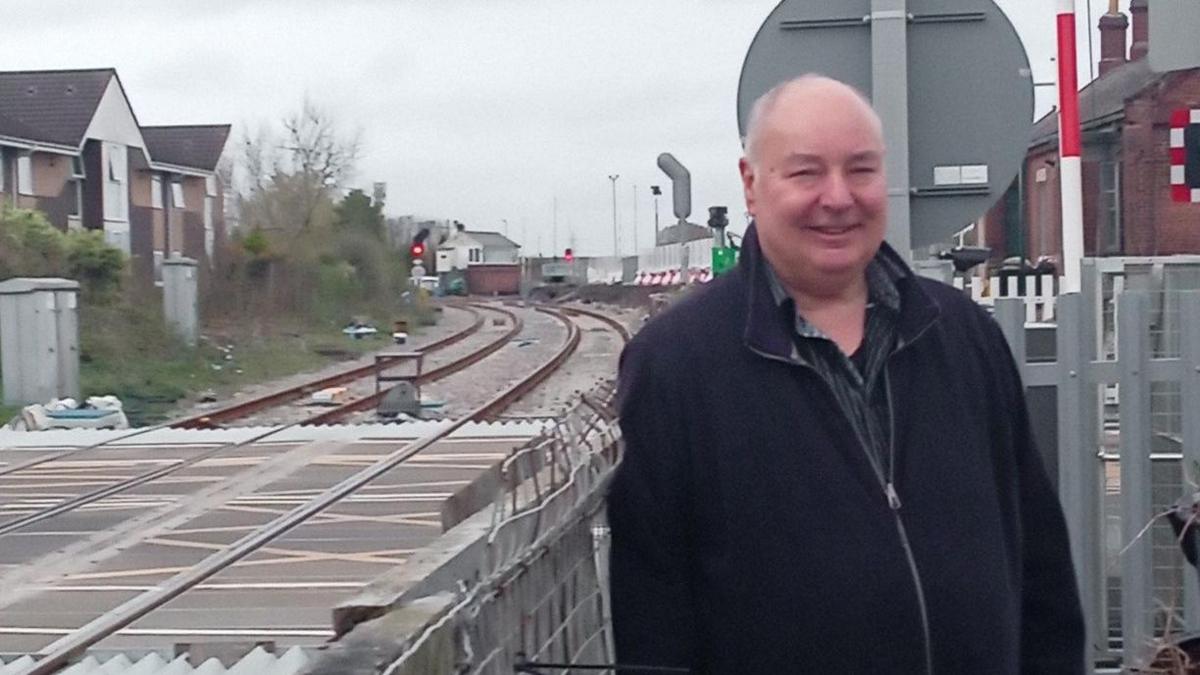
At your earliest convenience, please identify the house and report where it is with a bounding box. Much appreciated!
[137,125,230,284]
[436,226,520,270]
[980,0,1200,265]
[0,68,230,287]
[436,224,522,295]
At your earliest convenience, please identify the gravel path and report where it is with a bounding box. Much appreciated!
[501,310,624,418]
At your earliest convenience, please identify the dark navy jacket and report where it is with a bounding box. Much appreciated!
[607,226,1085,674]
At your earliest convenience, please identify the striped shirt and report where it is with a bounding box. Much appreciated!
[764,256,904,486]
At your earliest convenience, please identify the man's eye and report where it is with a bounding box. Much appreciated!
[850,166,877,174]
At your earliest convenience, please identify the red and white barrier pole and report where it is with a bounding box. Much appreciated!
[1056,0,1085,293]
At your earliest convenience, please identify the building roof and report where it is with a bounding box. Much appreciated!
[0,68,116,147]
[0,110,43,142]
[141,124,231,170]
[1030,58,1164,148]
[467,230,521,248]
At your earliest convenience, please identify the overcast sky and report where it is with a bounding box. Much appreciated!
[7,0,1133,256]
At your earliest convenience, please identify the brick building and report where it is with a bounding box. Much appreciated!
[981,0,1200,266]
[0,69,230,287]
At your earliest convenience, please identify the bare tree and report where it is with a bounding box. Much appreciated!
[238,99,362,234]
[281,98,361,191]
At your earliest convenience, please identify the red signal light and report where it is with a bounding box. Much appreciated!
[564,248,574,262]
[410,242,425,258]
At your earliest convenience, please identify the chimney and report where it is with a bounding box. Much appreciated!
[1130,0,1149,61]
[1098,0,1128,77]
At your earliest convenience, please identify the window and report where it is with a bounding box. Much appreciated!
[171,180,185,208]
[153,250,164,287]
[68,180,82,218]
[468,248,482,263]
[17,153,33,195]
[205,175,217,197]
[1101,159,1122,253]
[103,143,127,221]
[204,194,214,259]
[69,155,85,221]
[151,175,163,209]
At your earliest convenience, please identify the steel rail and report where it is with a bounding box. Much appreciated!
[558,304,633,343]
[22,301,588,675]
[300,304,523,424]
[472,306,581,421]
[0,305,518,537]
[0,305,483,477]
[171,304,484,429]
[0,422,177,479]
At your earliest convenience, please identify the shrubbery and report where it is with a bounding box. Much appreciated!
[0,206,125,301]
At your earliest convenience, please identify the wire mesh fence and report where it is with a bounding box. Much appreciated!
[312,384,623,675]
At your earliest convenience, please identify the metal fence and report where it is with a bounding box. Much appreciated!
[991,257,1200,671]
[306,386,621,675]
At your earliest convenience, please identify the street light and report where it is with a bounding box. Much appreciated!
[632,183,638,255]
[650,185,662,246]
[607,174,620,257]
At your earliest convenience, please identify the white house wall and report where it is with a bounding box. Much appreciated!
[81,77,146,149]
[482,247,518,264]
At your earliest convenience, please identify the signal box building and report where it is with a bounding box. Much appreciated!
[436,227,521,295]
[979,0,1200,265]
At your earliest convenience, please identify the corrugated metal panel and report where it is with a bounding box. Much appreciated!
[0,419,553,450]
[4,646,313,675]
[0,655,37,675]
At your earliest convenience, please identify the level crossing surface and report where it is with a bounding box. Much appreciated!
[0,424,547,655]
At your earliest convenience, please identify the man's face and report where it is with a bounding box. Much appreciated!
[740,84,888,292]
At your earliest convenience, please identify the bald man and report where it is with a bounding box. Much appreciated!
[607,75,1085,674]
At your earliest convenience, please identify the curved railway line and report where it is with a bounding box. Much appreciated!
[0,300,632,675]
[172,303,490,429]
[0,304,521,539]
[0,303,491,480]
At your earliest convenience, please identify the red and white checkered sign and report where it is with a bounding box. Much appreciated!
[1170,108,1200,203]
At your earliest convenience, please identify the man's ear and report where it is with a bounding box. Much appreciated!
[739,157,756,217]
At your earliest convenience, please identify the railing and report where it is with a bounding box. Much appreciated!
[952,273,1060,322]
[988,257,1200,671]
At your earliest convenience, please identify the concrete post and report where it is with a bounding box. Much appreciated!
[163,256,199,346]
[0,277,81,405]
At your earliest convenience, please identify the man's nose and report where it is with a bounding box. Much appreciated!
[818,171,854,210]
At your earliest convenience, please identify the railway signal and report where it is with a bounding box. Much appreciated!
[564,248,574,262]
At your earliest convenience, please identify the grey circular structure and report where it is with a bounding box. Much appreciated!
[738,0,1033,248]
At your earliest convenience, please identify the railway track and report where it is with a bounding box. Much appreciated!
[0,303,488,480]
[0,304,520,538]
[8,302,625,675]
[171,302,488,429]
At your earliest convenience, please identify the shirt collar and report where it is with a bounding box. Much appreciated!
[764,253,903,320]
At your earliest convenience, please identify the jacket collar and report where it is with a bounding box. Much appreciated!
[739,223,941,361]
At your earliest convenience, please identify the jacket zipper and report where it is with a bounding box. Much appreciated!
[883,365,935,675]
[747,326,937,674]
